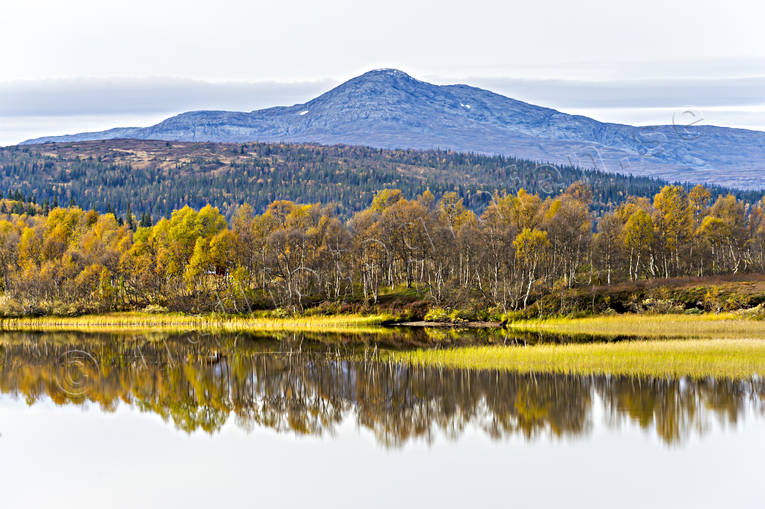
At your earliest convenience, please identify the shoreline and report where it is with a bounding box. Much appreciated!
[3,311,765,379]
[0,311,764,338]
[396,320,503,328]
[0,312,393,334]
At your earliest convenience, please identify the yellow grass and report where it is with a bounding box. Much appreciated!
[394,338,765,379]
[0,312,391,334]
[509,313,765,339]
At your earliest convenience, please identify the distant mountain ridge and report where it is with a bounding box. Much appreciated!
[22,69,765,189]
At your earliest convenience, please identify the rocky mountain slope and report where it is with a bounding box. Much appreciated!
[23,69,765,189]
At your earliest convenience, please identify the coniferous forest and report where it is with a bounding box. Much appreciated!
[0,177,763,317]
[2,139,760,219]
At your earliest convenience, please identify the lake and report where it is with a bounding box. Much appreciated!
[0,330,762,508]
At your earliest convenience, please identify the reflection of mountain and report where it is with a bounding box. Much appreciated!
[0,331,762,446]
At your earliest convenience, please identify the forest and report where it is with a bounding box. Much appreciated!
[0,180,763,317]
[1,139,760,218]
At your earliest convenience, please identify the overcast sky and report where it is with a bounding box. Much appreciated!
[2,0,764,145]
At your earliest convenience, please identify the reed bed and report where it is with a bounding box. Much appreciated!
[510,313,765,339]
[0,312,391,334]
[394,338,765,379]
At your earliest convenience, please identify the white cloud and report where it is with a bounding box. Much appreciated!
[0,78,333,116]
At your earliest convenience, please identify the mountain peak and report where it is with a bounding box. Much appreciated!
[19,70,765,189]
[338,68,426,91]
[300,68,431,114]
[343,68,420,87]
[359,68,414,79]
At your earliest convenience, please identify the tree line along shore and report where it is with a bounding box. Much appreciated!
[0,181,764,320]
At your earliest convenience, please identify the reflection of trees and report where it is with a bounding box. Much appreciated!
[0,331,762,447]
[597,376,764,444]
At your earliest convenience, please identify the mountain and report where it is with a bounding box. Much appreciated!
[22,69,765,189]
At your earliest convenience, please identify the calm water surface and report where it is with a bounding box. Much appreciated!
[0,330,762,508]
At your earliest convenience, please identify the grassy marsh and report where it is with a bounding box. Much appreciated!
[0,312,392,334]
[394,338,765,379]
[509,313,765,339]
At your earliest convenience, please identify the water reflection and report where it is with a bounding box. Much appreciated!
[0,331,762,447]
